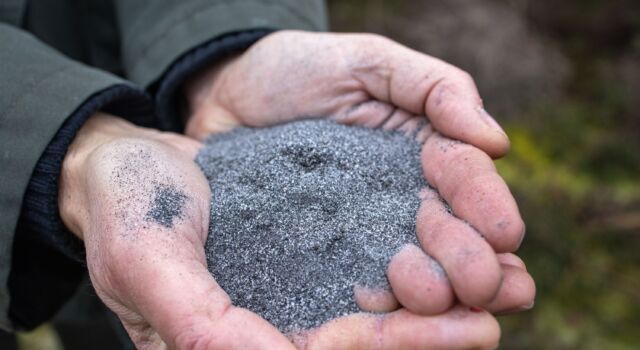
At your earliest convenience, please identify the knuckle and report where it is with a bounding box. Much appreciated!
[432,86,461,115]
[453,68,475,85]
[352,33,400,56]
[360,32,392,45]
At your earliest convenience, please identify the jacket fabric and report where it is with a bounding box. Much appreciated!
[0,0,327,331]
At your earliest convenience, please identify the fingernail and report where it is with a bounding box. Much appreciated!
[503,301,535,314]
[469,306,484,313]
[515,222,526,250]
[476,106,506,136]
[521,301,535,310]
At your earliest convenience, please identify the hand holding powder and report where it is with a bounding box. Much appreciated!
[196,120,432,332]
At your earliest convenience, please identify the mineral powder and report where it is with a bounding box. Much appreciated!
[145,184,188,229]
[196,119,428,333]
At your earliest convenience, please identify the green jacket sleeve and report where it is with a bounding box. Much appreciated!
[0,23,143,331]
[115,0,328,88]
[1,0,329,331]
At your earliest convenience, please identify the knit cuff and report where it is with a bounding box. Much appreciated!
[153,29,273,132]
[16,84,154,262]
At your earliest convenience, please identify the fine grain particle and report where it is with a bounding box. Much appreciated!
[196,120,430,332]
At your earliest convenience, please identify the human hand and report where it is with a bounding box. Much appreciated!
[183,30,532,313]
[59,113,289,348]
[184,31,508,157]
[57,113,511,349]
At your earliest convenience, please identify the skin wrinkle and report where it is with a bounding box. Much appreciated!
[342,100,396,128]
[343,100,374,118]
[347,40,390,101]
[433,80,450,107]
[376,104,398,129]
[400,69,433,115]
[415,122,435,144]
[384,56,394,107]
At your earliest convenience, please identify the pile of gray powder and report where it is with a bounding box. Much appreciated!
[196,119,428,333]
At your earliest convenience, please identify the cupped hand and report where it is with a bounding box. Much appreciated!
[58,113,528,349]
[59,113,291,349]
[183,30,531,313]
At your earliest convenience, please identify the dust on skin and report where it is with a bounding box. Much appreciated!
[105,141,190,234]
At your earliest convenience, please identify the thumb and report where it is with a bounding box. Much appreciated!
[346,33,510,158]
[185,102,241,141]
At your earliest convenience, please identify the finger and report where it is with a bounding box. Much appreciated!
[416,187,503,307]
[333,100,435,143]
[185,103,241,141]
[485,264,536,315]
[386,244,454,315]
[497,252,527,270]
[333,100,396,128]
[353,285,400,313]
[422,133,525,253]
[381,107,413,131]
[347,33,509,158]
[414,121,435,144]
[297,306,500,350]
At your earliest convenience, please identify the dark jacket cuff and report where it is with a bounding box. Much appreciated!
[153,29,272,132]
[16,84,154,261]
[9,85,153,330]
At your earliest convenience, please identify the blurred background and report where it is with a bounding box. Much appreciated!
[2,0,639,349]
